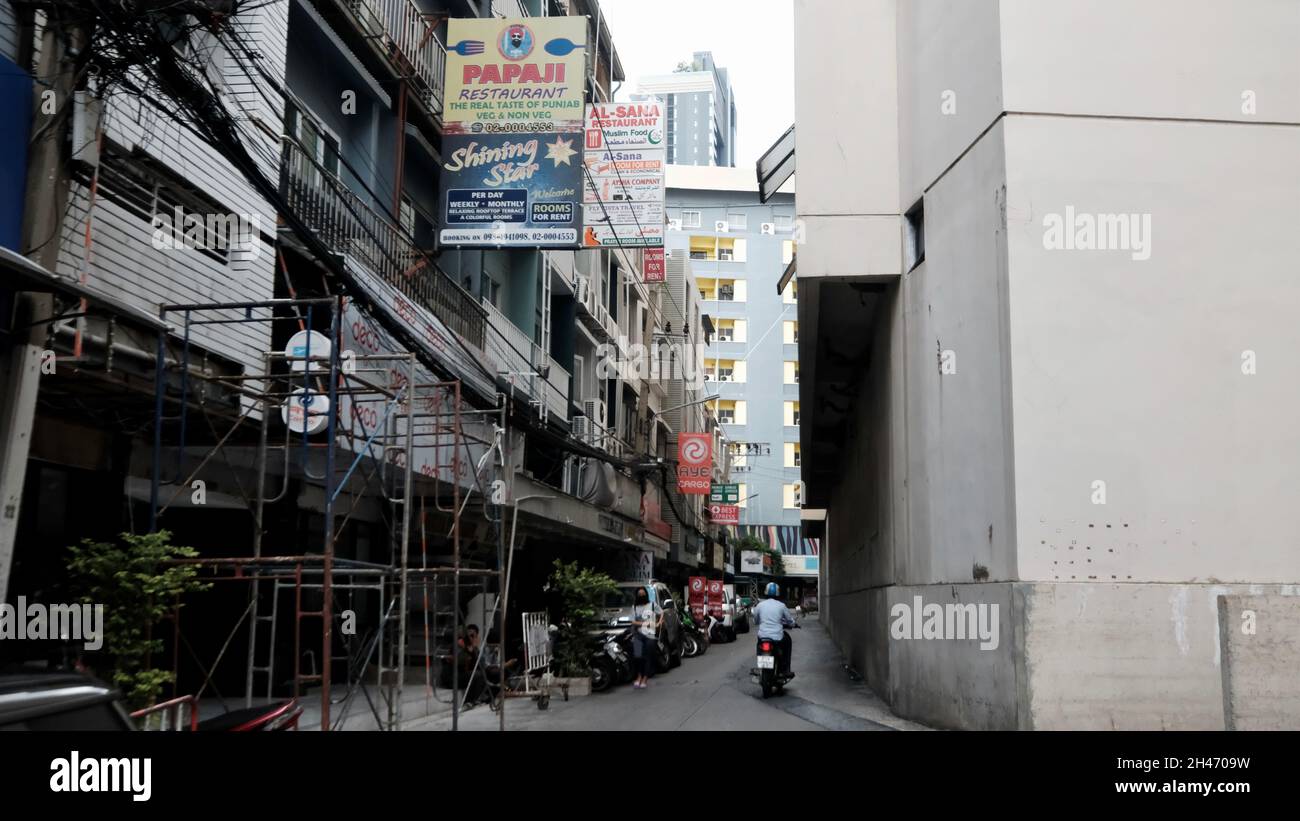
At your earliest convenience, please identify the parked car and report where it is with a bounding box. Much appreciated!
[723,584,749,635]
[0,671,135,730]
[599,580,683,671]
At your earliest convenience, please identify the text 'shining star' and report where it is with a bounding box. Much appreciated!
[545,136,577,166]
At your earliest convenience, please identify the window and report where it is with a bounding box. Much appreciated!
[737,483,748,509]
[784,361,799,384]
[285,101,341,192]
[716,318,746,343]
[712,399,746,425]
[905,198,925,271]
[782,321,798,345]
[691,236,746,262]
[784,401,800,426]
[785,442,802,467]
[783,483,799,509]
[682,210,702,228]
[727,213,747,230]
[783,280,798,305]
[774,214,793,232]
[782,240,795,265]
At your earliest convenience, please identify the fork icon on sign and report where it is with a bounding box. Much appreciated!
[449,40,485,56]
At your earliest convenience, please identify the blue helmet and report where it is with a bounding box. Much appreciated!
[765,582,780,598]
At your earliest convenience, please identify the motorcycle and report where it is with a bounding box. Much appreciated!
[752,621,801,698]
[705,611,731,644]
[590,627,633,692]
[680,610,707,657]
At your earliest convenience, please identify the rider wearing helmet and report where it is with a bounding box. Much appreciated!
[751,582,796,679]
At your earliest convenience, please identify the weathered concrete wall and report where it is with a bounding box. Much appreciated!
[1218,594,1300,731]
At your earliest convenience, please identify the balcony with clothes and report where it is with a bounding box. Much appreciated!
[278,137,486,349]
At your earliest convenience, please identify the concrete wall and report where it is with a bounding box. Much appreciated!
[1219,594,1300,731]
[1004,115,1300,585]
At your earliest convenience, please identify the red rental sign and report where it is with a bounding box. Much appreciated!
[708,503,739,525]
[688,576,707,621]
[643,248,665,283]
[676,433,712,494]
[707,579,725,618]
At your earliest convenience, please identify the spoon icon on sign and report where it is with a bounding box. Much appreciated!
[544,38,585,56]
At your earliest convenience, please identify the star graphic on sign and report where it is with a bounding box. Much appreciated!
[545,136,577,166]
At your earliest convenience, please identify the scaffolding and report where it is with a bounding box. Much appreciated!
[146,296,512,730]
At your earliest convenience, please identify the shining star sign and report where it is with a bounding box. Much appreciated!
[439,132,584,248]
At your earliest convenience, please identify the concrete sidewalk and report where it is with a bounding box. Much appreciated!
[778,613,930,731]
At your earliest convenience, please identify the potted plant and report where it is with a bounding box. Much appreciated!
[545,559,617,696]
[67,530,210,711]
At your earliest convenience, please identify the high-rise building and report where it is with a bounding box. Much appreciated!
[637,52,737,167]
[665,165,815,593]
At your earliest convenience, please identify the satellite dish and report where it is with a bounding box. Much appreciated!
[282,388,331,434]
[284,330,332,373]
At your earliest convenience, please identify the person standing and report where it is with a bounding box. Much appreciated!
[631,586,661,689]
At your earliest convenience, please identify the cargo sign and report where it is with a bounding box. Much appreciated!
[582,100,665,249]
[443,17,588,135]
[439,133,583,247]
[710,483,739,504]
[676,433,712,494]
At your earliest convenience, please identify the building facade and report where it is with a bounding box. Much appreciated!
[665,165,815,588]
[793,0,1300,729]
[637,51,736,168]
[0,0,726,720]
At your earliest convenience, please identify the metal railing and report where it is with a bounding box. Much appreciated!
[481,297,570,419]
[280,140,485,347]
[349,0,448,114]
[491,0,531,17]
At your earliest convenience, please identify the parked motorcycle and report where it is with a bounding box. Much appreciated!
[590,627,633,692]
[680,610,707,657]
[705,611,731,644]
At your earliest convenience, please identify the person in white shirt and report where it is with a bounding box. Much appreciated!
[631,586,662,689]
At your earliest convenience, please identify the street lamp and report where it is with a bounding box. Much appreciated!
[649,393,718,435]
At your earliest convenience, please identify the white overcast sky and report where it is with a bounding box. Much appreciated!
[599,0,795,168]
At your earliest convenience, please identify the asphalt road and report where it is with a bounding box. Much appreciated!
[418,615,900,731]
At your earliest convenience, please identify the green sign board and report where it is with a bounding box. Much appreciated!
[710,483,739,504]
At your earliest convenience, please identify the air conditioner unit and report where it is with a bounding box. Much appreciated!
[718,375,730,382]
[715,220,729,233]
[571,415,591,442]
[667,219,682,231]
[760,222,775,235]
[583,399,608,428]
[574,278,590,308]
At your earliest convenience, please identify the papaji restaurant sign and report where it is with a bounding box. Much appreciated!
[443,17,588,135]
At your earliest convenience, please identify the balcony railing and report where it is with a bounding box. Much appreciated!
[348,0,448,115]
[280,139,485,348]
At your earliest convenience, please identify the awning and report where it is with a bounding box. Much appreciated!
[0,245,169,332]
[756,123,795,204]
